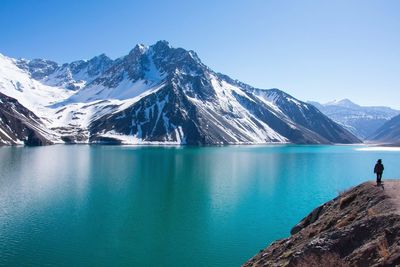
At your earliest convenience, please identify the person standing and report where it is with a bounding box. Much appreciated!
[374,159,384,186]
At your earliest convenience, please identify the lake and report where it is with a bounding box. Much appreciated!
[0,145,399,266]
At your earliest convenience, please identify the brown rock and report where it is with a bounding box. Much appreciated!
[243,181,400,267]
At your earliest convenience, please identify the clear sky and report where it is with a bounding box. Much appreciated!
[1,0,399,108]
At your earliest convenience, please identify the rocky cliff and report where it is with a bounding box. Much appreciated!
[243,181,400,267]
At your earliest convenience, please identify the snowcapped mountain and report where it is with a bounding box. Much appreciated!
[324,99,360,109]
[0,92,55,145]
[309,99,400,139]
[368,114,400,144]
[0,41,360,145]
[16,53,113,90]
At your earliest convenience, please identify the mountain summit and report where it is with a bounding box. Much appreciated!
[325,99,359,109]
[0,41,360,145]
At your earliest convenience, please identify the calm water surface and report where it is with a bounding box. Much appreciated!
[0,145,399,266]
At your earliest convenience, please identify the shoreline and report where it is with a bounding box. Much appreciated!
[2,142,396,148]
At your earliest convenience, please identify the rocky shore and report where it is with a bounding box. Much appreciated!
[243,181,400,267]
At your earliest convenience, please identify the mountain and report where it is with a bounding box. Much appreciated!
[324,99,360,109]
[0,92,54,145]
[309,99,400,139]
[0,41,360,145]
[16,54,113,90]
[368,114,400,144]
[249,89,359,144]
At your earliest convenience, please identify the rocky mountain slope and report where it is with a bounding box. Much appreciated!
[0,92,54,145]
[368,114,400,145]
[243,181,400,267]
[309,99,399,140]
[0,41,360,145]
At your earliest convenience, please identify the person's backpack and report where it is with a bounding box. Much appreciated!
[375,163,384,173]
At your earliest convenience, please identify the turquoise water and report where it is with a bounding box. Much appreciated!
[0,145,399,266]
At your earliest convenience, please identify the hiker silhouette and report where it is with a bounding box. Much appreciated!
[374,159,384,186]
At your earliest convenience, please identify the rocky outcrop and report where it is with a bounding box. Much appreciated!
[243,181,400,267]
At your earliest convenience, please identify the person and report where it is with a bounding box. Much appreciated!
[374,159,384,186]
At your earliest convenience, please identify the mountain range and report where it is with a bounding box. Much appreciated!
[368,114,400,145]
[0,41,360,145]
[309,99,400,140]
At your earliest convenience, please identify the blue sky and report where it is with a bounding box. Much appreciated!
[1,0,399,108]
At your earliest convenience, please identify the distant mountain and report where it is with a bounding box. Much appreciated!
[0,41,360,145]
[368,114,400,144]
[16,54,113,90]
[309,99,400,139]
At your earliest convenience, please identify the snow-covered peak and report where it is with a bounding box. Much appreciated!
[16,58,59,80]
[69,54,113,80]
[10,40,208,95]
[13,53,114,91]
[0,53,74,115]
[325,98,359,108]
[127,44,148,59]
[149,41,205,72]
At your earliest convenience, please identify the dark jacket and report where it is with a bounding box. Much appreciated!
[374,163,384,174]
